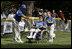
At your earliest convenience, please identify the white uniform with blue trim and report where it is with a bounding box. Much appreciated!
[27,21,47,39]
[45,17,56,42]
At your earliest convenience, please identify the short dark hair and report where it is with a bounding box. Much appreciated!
[39,15,44,21]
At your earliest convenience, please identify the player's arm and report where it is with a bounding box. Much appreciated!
[40,23,47,29]
[32,18,35,25]
[48,17,54,23]
[40,25,46,29]
[48,21,54,23]
[22,15,29,19]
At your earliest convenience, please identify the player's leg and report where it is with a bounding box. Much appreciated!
[32,29,41,39]
[18,32,23,42]
[17,22,23,42]
[14,28,19,42]
[47,26,50,40]
[27,29,36,38]
[49,24,55,42]
[13,21,19,42]
[14,21,23,43]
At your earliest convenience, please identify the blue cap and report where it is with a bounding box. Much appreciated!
[21,4,26,9]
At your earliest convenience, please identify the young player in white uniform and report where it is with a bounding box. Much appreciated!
[45,11,56,42]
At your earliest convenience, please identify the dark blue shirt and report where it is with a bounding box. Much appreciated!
[14,9,23,22]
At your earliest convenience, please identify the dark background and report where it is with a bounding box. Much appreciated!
[34,1,71,12]
[1,1,71,16]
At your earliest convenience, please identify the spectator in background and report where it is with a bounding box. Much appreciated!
[68,12,71,20]
[8,10,15,19]
[10,5,17,13]
[43,9,48,21]
[8,5,17,18]
[39,9,43,16]
[43,9,48,17]
[59,10,65,20]
[63,10,70,31]
[52,10,57,18]
[1,8,7,35]
[52,10,58,31]
[1,8,7,19]
[58,10,65,31]
[38,9,45,18]
[32,7,39,17]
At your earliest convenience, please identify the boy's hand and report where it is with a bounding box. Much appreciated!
[47,21,53,23]
[40,26,43,28]
[24,17,29,21]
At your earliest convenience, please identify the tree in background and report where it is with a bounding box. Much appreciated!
[1,1,35,17]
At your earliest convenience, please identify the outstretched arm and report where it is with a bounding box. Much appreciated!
[40,26,46,29]
[22,15,29,19]
[22,15,29,21]
[48,21,54,23]
[32,17,35,25]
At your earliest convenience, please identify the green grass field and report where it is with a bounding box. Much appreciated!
[1,31,71,48]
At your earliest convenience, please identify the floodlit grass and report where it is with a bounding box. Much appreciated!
[1,31,71,48]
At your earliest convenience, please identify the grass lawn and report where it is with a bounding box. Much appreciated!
[1,31,71,48]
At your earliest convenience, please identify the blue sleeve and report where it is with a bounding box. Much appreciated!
[16,10,23,16]
[51,17,54,21]
[43,22,47,27]
[45,17,47,22]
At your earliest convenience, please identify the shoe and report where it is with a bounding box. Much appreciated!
[33,35,36,39]
[27,36,33,38]
[27,36,29,38]
[53,37,56,40]
[17,40,23,43]
[48,39,53,42]
[19,41,23,43]
[14,39,18,42]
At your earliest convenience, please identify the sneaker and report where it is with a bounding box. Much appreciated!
[27,36,33,39]
[17,40,23,43]
[53,37,56,40]
[48,39,53,42]
[27,36,29,38]
[33,36,36,39]
[19,41,23,43]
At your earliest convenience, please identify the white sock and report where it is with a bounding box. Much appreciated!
[30,32,33,36]
[33,33,37,39]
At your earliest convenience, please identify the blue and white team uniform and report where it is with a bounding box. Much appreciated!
[13,4,26,43]
[34,21,47,30]
[45,16,56,42]
[27,21,47,39]
[14,9,24,22]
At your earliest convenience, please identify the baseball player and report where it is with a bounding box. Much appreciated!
[27,16,47,39]
[45,11,56,42]
[13,4,28,43]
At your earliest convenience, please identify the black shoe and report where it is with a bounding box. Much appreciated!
[53,37,56,40]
